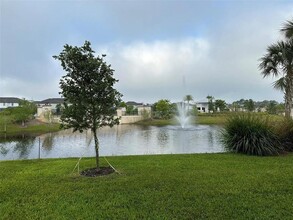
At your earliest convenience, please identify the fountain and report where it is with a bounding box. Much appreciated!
[175,102,191,129]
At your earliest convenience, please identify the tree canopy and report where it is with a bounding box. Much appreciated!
[53,41,122,169]
[259,19,293,118]
[6,99,36,126]
[214,99,227,112]
[153,99,173,119]
[206,95,215,113]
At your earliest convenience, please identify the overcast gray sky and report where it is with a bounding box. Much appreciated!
[1,0,292,104]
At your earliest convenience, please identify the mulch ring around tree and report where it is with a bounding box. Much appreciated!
[80,167,115,177]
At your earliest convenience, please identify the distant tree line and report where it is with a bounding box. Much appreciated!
[146,96,286,120]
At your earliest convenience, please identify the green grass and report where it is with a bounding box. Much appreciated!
[1,153,293,219]
[0,123,60,136]
[137,113,284,126]
[196,114,228,125]
[135,115,227,126]
[136,118,178,126]
[0,112,61,136]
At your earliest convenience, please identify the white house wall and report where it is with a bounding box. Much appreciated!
[0,102,19,109]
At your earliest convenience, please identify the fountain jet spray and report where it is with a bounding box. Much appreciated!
[175,102,190,129]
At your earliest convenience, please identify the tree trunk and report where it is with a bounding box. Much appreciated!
[93,128,100,169]
[285,77,293,118]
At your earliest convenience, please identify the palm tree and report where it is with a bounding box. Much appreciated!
[281,19,293,39]
[206,95,214,113]
[184,94,193,105]
[259,40,293,118]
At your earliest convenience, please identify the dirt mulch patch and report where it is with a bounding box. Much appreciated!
[80,167,115,177]
[26,119,48,126]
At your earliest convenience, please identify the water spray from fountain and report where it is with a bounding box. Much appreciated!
[175,102,191,129]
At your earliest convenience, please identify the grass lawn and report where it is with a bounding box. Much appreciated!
[0,122,60,136]
[137,113,285,126]
[196,114,228,125]
[135,116,227,126]
[1,153,293,219]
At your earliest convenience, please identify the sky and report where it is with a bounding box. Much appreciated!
[1,0,293,104]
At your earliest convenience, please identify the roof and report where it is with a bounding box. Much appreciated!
[196,102,209,105]
[126,101,144,106]
[39,98,65,104]
[0,97,22,103]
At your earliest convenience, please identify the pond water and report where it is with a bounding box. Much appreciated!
[0,124,225,161]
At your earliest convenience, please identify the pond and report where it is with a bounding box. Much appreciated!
[0,124,225,161]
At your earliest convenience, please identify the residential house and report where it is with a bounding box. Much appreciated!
[0,97,21,110]
[117,101,151,117]
[196,102,209,113]
[36,98,65,117]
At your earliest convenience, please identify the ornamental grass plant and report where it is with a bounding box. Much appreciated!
[221,113,282,156]
[274,117,293,152]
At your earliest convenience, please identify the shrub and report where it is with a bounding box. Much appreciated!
[274,118,293,152]
[221,114,282,156]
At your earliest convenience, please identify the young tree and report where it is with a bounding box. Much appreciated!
[55,103,63,115]
[206,95,214,113]
[154,99,172,119]
[119,101,127,108]
[126,105,138,115]
[266,100,278,114]
[214,99,227,112]
[231,101,240,112]
[53,41,122,170]
[184,95,193,109]
[244,99,255,112]
[11,99,36,126]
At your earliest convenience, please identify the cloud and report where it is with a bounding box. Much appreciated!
[98,38,210,102]
[1,0,292,103]
[98,26,285,103]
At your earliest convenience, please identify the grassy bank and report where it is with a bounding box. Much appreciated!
[0,122,61,136]
[0,111,61,136]
[1,153,293,219]
[135,115,227,126]
[136,113,284,126]
[196,113,228,124]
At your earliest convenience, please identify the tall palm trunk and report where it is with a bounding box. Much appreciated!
[285,71,293,118]
[288,79,293,118]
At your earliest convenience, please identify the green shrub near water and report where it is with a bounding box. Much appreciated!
[221,114,282,156]
[274,117,293,151]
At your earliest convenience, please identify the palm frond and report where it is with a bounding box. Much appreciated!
[281,19,293,39]
[259,40,293,78]
[273,77,287,91]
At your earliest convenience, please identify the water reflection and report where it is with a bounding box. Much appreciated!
[42,133,54,151]
[156,128,169,146]
[0,125,224,161]
[0,144,9,156]
[13,136,36,159]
